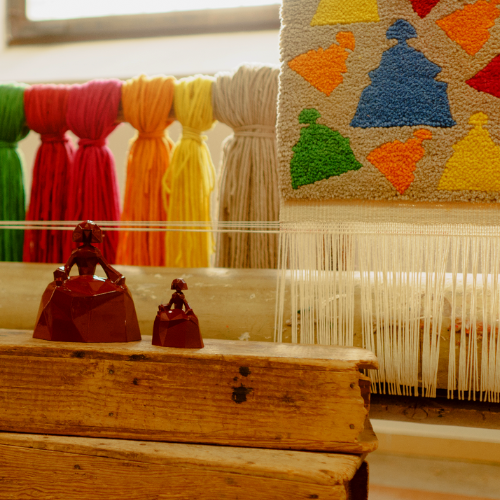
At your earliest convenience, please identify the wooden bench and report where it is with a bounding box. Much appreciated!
[0,330,378,499]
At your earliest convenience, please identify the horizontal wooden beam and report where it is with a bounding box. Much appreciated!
[0,330,377,453]
[0,433,367,499]
[7,1,281,46]
[371,394,500,429]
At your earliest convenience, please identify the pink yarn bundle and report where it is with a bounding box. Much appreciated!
[64,79,122,262]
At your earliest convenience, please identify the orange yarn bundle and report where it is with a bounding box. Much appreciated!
[117,75,175,266]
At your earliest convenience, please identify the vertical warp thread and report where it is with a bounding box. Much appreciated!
[65,80,122,262]
[23,84,75,263]
[117,75,175,266]
[212,64,280,269]
[162,75,216,267]
[276,206,500,401]
[0,82,29,262]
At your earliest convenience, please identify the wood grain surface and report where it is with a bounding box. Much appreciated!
[0,432,366,499]
[0,433,365,487]
[0,330,378,453]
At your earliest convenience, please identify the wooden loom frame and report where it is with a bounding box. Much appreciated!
[6,0,281,45]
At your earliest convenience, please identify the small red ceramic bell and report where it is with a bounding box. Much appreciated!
[152,278,204,348]
[33,221,141,343]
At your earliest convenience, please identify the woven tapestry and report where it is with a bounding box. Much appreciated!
[278,0,500,202]
[277,0,500,401]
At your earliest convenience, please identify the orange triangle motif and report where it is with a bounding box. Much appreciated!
[288,32,355,96]
[368,130,432,195]
[436,0,500,56]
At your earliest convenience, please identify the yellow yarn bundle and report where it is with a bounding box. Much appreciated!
[117,74,175,266]
[162,75,216,267]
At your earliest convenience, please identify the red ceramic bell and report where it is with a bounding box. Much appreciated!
[33,221,141,343]
[152,278,204,348]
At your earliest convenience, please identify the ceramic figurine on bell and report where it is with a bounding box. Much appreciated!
[152,278,204,348]
[33,221,141,343]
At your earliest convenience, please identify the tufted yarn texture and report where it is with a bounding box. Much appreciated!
[65,79,122,262]
[213,65,279,269]
[23,84,75,263]
[279,0,500,202]
[0,83,29,262]
[117,75,175,266]
[162,75,216,268]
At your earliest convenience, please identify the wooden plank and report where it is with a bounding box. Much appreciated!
[371,394,500,429]
[0,330,377,370]
[0,433,364,500]
[0,433,365,487]
[0,330,378,453]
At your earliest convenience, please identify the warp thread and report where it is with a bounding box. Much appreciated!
[64,80,122,262]
[276,202,500,402]
[23,84,75,263]
[162,75,216,267]
[0,83,29,262]
[212,64,279,269]
[117,75,175,266]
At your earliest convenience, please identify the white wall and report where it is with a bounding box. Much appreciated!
[0,0,280,205]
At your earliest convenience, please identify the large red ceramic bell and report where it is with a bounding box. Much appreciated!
[152,278,204,348]
[33,221,141,343]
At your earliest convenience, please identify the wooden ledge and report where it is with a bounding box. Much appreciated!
[0,433,365,487]
[0,329,378,453]
[0,433,368,499]
[0,329,378,371]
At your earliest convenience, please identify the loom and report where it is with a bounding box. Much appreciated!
[0,2,499,416]
[1,2,500,496]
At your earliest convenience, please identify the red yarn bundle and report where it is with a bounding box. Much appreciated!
[65,80,122,262]
[23,84,75,263]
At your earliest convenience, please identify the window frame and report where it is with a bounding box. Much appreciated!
[6,0,281,45]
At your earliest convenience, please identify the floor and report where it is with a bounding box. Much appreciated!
[368,453,500,500]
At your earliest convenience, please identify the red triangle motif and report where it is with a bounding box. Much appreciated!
[409,0,441,18]
[467,55,500,99]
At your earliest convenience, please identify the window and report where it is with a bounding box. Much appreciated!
[7,0,281,45]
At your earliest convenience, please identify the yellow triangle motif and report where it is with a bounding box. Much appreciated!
[438,113,500,191]
[311,0,380,26]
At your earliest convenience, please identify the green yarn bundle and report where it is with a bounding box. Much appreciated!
[0,83,29,261]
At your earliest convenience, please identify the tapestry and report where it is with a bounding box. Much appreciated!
[278,0,500,202]
[277,0,500,401]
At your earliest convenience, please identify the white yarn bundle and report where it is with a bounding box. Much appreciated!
[212,64,279,268]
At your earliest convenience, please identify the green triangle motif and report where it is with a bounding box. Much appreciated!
[291,109,363,189]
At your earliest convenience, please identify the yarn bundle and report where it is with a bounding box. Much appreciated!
[23,84,74,263]
[65,79,122,262]
[117,75,175,266]
[0,83,29,262]
[163,76,216,268]
[213,65,279,269]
